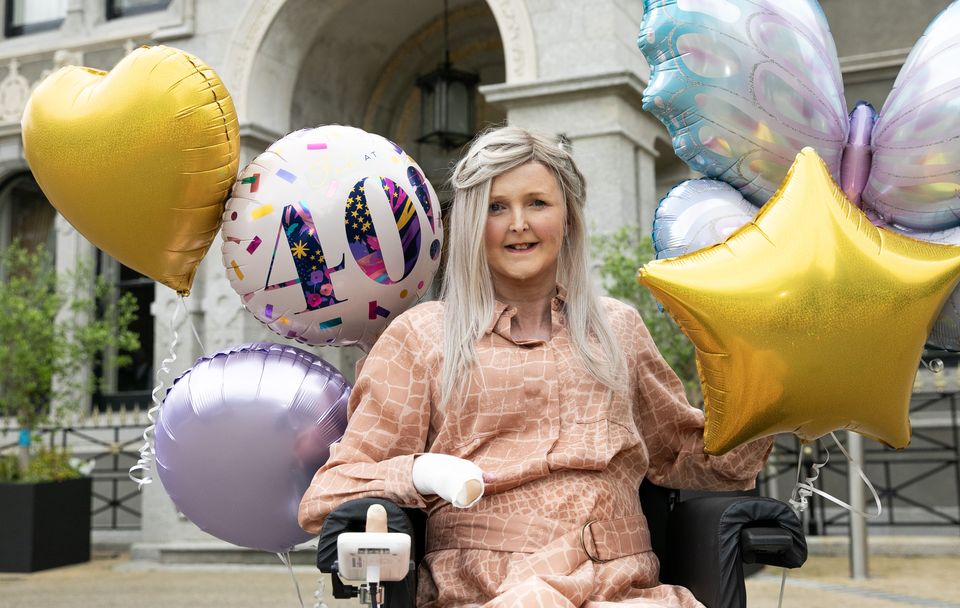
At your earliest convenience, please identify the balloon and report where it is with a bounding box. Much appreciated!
[22,45,239,294]
[155,343,350,553]
[652,180,756,260]
[882,223,960,351]
[638,149,960,455]
[221,126,442,349]
[639,0,960,230]
[638,0,847,206]
[866,1,960,230]
[652,174,960,354]
[840,102,876,207]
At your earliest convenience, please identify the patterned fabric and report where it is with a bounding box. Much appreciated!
[299,291,773,607]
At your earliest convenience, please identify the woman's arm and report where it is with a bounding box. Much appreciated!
[629,308,773,492]
[298,312,433,534]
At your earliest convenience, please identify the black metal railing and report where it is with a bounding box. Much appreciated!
[5,393,958,535]
[760,392,960,535]
[1,412,148,530]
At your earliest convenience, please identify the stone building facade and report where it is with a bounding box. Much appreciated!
[0,0,956,551]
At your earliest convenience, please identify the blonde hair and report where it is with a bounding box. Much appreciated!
[440,126,627,406]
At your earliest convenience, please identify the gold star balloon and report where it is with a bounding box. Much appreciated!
[638,148,960,455]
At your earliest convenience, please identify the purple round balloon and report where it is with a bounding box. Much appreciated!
[155,343,350,553]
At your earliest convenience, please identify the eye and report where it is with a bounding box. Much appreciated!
[532,199,548,208]
[488,202,505,214]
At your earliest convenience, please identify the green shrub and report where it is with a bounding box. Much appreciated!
[0,241,139,477]
[594,227,702,406]
[0,454,18,482]
[0,446,92,483]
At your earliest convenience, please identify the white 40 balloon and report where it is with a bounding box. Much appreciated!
[222,126,442,350]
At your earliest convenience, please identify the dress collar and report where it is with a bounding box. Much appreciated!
[484,285,568,344]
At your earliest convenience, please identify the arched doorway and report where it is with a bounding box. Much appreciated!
[232,0,509,185]
[226,0,533,140]
[288,1,506,185]
[236,0,508,306]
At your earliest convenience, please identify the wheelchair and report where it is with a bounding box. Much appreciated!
[316,479,807,608]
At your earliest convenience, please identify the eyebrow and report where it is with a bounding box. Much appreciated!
[489,190,554,199]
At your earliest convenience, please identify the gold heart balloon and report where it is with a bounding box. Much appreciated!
[639,148,960,455]
[22,45,240,294]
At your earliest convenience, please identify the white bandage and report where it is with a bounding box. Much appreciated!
[412,453,485,508]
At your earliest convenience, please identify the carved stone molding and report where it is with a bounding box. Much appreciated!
[481,70,660,154]
[222,0,289,122]
[485,0,537,83]
[51,49,85,70]
[0,59,30,123]
[238,122,285,163]
[481,70,646,109]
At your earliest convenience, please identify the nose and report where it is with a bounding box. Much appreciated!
[508,207,528,232]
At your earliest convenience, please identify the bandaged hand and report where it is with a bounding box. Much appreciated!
[412,453,485,508]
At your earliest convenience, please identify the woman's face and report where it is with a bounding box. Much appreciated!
[485,161,567,292]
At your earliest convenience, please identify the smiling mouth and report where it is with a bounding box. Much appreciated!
[506,243,538,252]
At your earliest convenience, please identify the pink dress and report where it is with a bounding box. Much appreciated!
[299,292,773,607]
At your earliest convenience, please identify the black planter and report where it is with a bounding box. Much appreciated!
[0,477,91,572]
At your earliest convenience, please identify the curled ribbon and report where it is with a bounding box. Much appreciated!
[778,432,882,608]
[788,432,882,519]
[128,297,184,488]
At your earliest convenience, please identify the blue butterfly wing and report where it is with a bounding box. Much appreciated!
[639,0,848,205]
[866,1,960,230]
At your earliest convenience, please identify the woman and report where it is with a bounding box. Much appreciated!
[298,126,772,607]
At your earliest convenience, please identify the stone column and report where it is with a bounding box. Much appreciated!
[136,249,216,555]
[51,215,97,416]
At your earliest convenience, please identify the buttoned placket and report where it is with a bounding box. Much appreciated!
[484,291,567,458]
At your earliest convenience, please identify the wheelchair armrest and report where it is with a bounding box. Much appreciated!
[316,498,424,608]
[740,526,794,564]
[661,495,807,608]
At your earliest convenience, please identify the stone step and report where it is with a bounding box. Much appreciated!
[806,535,960,557]
[130,541,318,566]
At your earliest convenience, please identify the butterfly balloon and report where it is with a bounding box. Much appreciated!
[640,0,960,231]
[641,0,960,350]
[652,179,758,260]
[639,149,960,454]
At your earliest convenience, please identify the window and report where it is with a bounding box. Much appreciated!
[106,0,171,19]
[4,0,66,37]
[0,173,56,255]
[93,254,155,412]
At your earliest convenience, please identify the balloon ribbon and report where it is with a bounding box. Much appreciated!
[777,432,882,608]
[128,296,205,487]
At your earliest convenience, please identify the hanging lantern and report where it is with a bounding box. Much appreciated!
[416,0,479,149]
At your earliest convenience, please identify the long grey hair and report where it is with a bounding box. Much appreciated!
[439,125,627,407]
